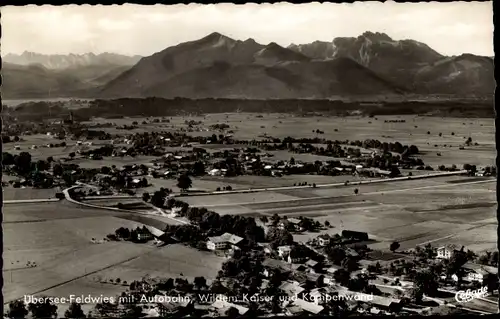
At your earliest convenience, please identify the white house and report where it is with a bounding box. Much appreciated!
[206,233,243,251]
[278,245,292,258]
[317,234,331,247]
[208,169,222,176]
[436,244,458,259]
[463,262,498,283]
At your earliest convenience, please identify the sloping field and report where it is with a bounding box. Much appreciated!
[201,174,364,189]
[3,242,155,303]
[3,187,59,201]
[3,202,105,223]
[92,244,225,284]
[3,215,154,269]
[181,191,300,207]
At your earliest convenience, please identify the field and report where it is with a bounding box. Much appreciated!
[2,200,206,304]
[186,175,496,253]
[84,114,494,169]
[3,187,60,201]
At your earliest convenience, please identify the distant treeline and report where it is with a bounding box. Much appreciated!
[5,97,494,121]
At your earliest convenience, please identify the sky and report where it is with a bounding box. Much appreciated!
[1,2,494,57]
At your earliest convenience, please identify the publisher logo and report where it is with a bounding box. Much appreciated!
[455,286,489,303]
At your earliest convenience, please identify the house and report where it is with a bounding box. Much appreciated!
[158,296,192,316]
[305,259,318,268]
[279,281,305,297]
[208,169,222,176]
[339,290,401,311]
[278,219,295,230]
[291,297,325,315]
[326,265,341,274]
[436,244,458,259]
[211,299,248,316]
[462,263,498,283]
[206,233,243,251]
[345,248,360,258]
[287,249,308,264]
[308,288,328,305]
[261,258,292,277]
[136,228,154,242]
[317,234,331,247]
[278,245,292,258]
[257,243,273,255]
[467,269,491,283]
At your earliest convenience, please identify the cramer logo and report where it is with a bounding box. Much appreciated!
[455,286,489,303]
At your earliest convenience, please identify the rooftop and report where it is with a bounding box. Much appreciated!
[292,298,325,314]
[208,232,243,245]
[211,299,249,315]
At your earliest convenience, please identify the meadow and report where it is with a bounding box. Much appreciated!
[2,200,209,303]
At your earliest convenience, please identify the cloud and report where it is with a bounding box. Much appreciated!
[0,2,493,56]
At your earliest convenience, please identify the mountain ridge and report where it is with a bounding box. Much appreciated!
[3,51,142,69]
[2,32,494,100]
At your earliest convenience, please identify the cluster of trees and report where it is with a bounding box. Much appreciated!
[438,164,460,172]
[154,197,266,247]
[476,251,499,267]
[2,135,20,143]
[210,123,230,130]
[110,226,153,243]
[5,299,76,319]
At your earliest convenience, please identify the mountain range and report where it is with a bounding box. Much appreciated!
[1,32,494,100]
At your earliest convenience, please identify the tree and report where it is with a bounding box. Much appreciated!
[484,273,499,293]
[409,286,424,303]
[192,161,206,176]
[390,242,400,253]
[341,257,359,272]
[62,171,75,187]
[414,270,439,297]
[65,302,85,318]
[52,163,63,176]
[260,216,269,224]
[6,300,29,319]
[354,188,359,195]
[69,152,76,159]
[225,307,240,318]
[142,192,150,202]
[3,152,15,166]
[316,275,325,287]
[177,174,192,192]
[14,152,32,174]
[28,300,57,319]
[325,221,330,227]
[194,276,207,290]
[334,269,351,286]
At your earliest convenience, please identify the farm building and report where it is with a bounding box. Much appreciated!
[206,233,243,251]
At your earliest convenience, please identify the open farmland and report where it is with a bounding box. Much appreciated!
[86,113,494,170]
[2,200,184,303]
[91,244,225,283]
[2,187,60,201]
[189,175,496,253]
